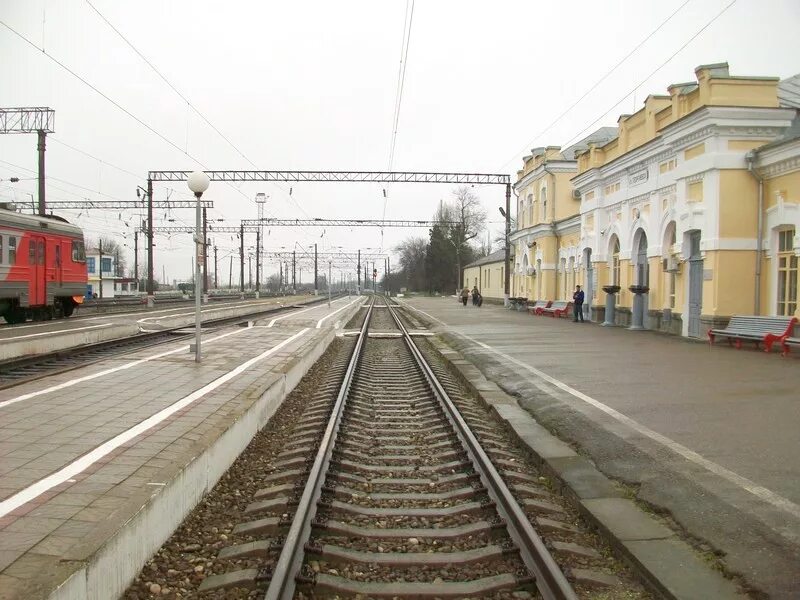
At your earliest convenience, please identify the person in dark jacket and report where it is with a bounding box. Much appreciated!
[471,286,480,306]
[572,285,585,322]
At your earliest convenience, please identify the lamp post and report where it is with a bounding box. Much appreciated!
[187,171,210,363]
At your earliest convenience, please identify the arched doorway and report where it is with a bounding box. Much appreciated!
[631,229,649,330]
[522,253,529,297]
[584,248,593,321]
[634,230,649,286]
[687,231,703,337]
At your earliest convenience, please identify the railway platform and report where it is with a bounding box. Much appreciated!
[398,296,800,599]
[0,295,315,362]
[0,295,362,600]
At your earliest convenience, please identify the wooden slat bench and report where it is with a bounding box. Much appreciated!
[529,300,551,315]
[541,300,572,318]
[708,315,798,352]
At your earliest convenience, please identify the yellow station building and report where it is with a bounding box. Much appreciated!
[511,128,618,318]
[512,63,800,337]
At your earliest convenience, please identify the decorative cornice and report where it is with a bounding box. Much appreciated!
[685,172,706,184]
[656,184,677,196]
[760,156,800,179]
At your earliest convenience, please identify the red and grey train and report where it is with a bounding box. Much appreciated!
[0,206,87,324]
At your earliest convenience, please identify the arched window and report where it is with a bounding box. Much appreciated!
[611,237,620,287]
[541,187,548,221]
[777,227,797,316]
[526,194,533,227]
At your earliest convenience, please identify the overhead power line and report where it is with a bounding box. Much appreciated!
[83,1,256,174]
[497,0,693,171]
[560,0,738,149]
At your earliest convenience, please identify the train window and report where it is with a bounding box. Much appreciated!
[71,240,86,262]
[8,237,16,264]
[37,240,45,265]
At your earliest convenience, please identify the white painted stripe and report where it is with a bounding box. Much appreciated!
[267,296,347,328]
[0,328,309,518]
[398,300,800,520]
[0,327,250,410]
[137,300,280,324]
[0,323,113,341]
[316,296,361,329]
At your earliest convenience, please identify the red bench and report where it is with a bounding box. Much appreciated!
[709,315,797,352]
[541,300,572,318]
[528,300,551,315]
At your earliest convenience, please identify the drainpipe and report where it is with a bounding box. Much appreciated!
[746,150,763,315]
[544,166,561,297]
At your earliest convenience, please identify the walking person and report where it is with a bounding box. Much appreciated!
[461,287,469,307]
[471,286,480,306]
[572,285,585,322]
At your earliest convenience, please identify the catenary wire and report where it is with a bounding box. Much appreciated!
[559,0,738,149]
[496,0,693,171]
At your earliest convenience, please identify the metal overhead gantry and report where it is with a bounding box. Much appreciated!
[241,218,456,228]
[42,199,214,210]
[144,169,513,304]
[148,170,509,185]
[0,107,55,216]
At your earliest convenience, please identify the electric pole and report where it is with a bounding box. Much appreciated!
[256,228,261,293]
[229,255,233,289]
[239,223,245,293]
[314,243,318,294]
[357,249,361,294]
[134,230,139,292]
[98,239,104,299]
[37,129,46,216]
[146,178,154,304]
[202,208,208,296]
[292,250,296,292]
[214,245,218,289]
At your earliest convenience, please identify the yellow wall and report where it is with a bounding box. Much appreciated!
[576,63,781,175]
[464,261,505,300]
[718,170,758,238]
[764,171,800,209]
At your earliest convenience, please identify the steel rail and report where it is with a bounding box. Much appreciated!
[384,299,578,600]
[264,296,374,600]
[0,295,344,391]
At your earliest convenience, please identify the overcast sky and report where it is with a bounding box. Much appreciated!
[1,0,799,284]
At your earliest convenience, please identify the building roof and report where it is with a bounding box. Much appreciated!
[464,249,506,269]
[560,127,618,160]
[778,73,800,108]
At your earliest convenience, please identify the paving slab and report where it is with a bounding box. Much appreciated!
[409,297,776,599]
[0,296,363,600]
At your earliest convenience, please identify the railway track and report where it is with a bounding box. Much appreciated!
[127,295,648,599]
[262,296,575,599]
[0,296,336,391]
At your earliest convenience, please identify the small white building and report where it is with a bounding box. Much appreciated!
[86,249,118,299]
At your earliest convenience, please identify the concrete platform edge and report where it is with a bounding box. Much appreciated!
[426,332,746,600]
[46,327,338,600]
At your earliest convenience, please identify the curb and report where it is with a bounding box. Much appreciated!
[425,333,747,600]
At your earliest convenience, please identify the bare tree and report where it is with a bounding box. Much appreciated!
[450,186,487,287]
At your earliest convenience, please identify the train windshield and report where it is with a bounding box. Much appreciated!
[71,240,86,262]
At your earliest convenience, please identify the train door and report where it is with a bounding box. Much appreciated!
[28,235,46,306]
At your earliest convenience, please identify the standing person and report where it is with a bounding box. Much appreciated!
[572,285,585,322]
[471,285,480,306]
[461,287,469,306]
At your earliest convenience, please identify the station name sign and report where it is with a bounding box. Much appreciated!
[628,168,649,187]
